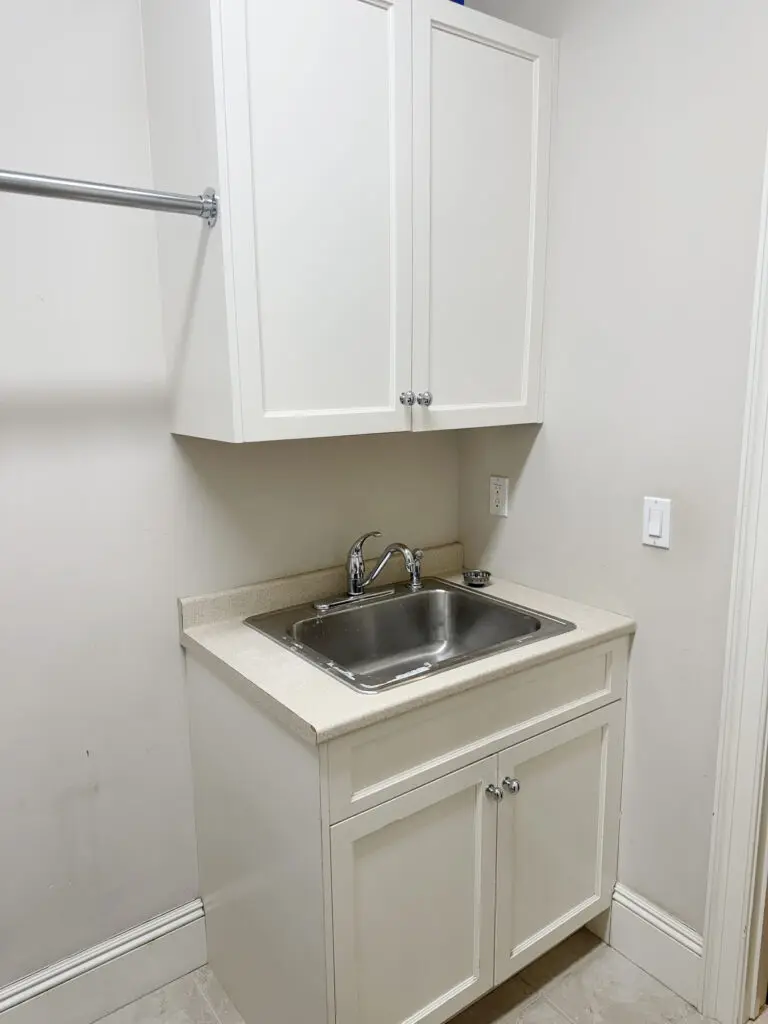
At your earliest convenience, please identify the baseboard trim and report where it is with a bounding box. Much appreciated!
[607,884,703,1008]
[0,900,205,1024]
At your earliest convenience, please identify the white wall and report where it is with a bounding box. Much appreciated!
[8,0,761,989]
[0,0,459,987]
[463,0,768,933]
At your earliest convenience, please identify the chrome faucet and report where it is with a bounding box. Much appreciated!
[346,532,424,597]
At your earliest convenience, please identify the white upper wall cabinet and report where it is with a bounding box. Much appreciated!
[143,0,554,442]
[412,2,553,431]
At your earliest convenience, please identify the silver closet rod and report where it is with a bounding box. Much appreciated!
[0,168,219,226]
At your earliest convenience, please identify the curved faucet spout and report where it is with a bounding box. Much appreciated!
[345,535,423,596]
[364,544,422,591]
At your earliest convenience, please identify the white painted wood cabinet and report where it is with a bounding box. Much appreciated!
[494,706,623,983]
[143,0,554,441]
[331,758,498,1024]
[412,2,553,431]
[186,638,627,1024]
[331,706,622,1024]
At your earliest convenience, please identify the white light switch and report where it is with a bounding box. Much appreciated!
[643,497,671,549]
[648,508,663,539]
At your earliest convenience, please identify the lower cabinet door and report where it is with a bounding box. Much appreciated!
[331,756,498,1024]
[494,704,623,984]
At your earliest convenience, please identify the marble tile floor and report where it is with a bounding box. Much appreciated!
[97,929,719,1024]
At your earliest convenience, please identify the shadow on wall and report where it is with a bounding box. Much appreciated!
[167,227,209,392]
[174,429,461,591]
[1,378,460,596]
[459,424,541,569]
[0,382,169,436]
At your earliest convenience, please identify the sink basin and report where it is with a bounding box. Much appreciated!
[244,578,575,693]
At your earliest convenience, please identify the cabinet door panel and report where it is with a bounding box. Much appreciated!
[331,757,497,1024]
[412,2,553,430]
[495,705,623,983]
[222,0,412,440]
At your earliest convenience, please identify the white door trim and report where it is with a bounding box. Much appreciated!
[702,131,768,1024]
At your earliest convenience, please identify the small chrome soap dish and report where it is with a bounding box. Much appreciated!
[463,569,492,588]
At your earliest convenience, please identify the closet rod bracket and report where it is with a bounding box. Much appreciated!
[201,188,218,228]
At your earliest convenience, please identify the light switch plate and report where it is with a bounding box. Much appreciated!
[643,496,671,548]
[490,476,509,517]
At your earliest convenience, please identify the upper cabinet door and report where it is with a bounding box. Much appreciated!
[411,2,554,431]
[221,0,413,441]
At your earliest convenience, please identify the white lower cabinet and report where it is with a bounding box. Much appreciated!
[494,705,623,983]
[187,641,629,1024]
[330,705,623,1024]
[331,757,498,1024]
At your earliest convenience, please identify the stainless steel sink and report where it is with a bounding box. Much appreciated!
[244,578,575,694]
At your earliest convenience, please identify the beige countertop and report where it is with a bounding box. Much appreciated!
[179,545,635,745]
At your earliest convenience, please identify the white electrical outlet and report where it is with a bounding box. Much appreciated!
[490,476,509,517]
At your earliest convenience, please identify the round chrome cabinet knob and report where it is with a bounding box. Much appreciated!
[485,784,504,801]
[399,391,416,406]
[416,391,433,407]
[502,777,521,794]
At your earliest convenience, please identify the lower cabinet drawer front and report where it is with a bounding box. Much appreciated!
[327,638,627,824]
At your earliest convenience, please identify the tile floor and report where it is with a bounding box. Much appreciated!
[97,930,717,1024]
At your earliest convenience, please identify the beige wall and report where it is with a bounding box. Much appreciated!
[463,0,768,932]
[8,0,766,989]
[0,0,459,987]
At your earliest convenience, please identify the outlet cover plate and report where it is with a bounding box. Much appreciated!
[490,476,509,517]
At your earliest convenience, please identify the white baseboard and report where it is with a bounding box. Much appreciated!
[0,900,206,1024]
[604,884,703,1009]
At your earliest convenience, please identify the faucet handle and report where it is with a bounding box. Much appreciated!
[347,532,382,597]
[349,531,382,557]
